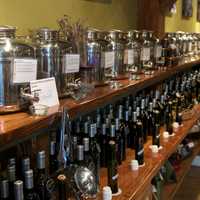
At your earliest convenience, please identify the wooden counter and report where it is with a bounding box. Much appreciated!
[97,105,200,200]
[0,59,199,148]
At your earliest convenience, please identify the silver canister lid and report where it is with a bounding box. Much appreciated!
[22,158,30,176]
[83,138,90,152]
[0,25,16,38]
[37,150,46,169]
[0,180,9,198]
[77,145,84,161]
[36,27,59,42]
[25,170,34,190]
[89,123,97,138]
[14,180,24,200]
[110,124,116,137]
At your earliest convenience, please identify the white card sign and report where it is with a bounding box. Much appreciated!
[30,78,59,107]
[102,51,115,69]
[63,54,80,74]
[12,58,37,84]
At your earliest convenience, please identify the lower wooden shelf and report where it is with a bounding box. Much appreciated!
[162,141,200,200]
[97,105,200,200]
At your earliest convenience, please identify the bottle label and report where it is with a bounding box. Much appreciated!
[112,174,119,180]
[12,58,37,84]
[102,51,115,69]
[124,49,134,65]
[141,47,150,61]
[154,45,162,58]
[63,54,80,74]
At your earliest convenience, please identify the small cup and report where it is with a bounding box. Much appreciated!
[130,160,139,171]
[173,122,179,133]
[151,145,159,154]
[103,186,112,200]
[163,131,169,138]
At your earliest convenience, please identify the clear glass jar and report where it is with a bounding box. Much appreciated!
[124,30,140,79]
[106,30,125,79]
[33,28,62,94]
[139,30,152,74]
[80,29,102,86]
[0,26,36,113]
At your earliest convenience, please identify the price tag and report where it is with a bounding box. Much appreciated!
[102,51,115,69]
[154,46,162,58]
[30,78,59,107]
[63,54,80,74]
[141,47,150,61]
[124,49,134,65]
[12,58,37,84]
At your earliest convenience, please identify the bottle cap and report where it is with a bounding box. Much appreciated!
[22,157,30,176]
[102,124,107,135]
[50,141,56,156]
[77,145,84,161]
[141,99,145,110]
[0,180,9,198]
[84,122,89,134]
[103,186,112,200]
[110,124,116,137]
[136,107,140,117]
[125,111,129,121]
[89,123,97,138]
[8,165,16,182]
[83,138,90,152]
[149,102,153,112]
[14,180,24,200]
[132,111,137,122]
[115,119,120,131]
[37,150,45,169]
[25,169,33,189]
[130,160,139,171]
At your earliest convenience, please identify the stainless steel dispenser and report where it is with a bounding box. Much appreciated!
[0,25,37,114]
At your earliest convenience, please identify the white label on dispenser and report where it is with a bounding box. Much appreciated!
[124,49,134,65]
[141,47,150,61]
[103,51,115,68]
[30,77,59,107]
[63,54,80,74]
[188,42,192,52]
[154,45,162,58]
[12,58,37,84]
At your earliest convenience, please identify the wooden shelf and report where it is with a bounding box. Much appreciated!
[162,141,200,200]
[97,105,200,200]
[0,59,199,148]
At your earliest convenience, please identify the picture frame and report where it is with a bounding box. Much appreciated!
[182,0,193,18]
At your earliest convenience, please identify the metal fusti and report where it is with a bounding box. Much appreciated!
[0,25,37,114]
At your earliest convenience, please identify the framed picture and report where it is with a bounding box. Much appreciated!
[197,0,200,21]
[182,0,193,17]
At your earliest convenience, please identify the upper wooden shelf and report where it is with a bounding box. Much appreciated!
[0,59,200,148]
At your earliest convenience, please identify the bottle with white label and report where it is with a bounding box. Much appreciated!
[139,31,153,75]
[0,25,36,114]
[124,30,140,78]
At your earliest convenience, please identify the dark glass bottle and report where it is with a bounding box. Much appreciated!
[8,164,16,199]
[135,121,144,165]
[72,136,78,163]
[49,141,58,174]
[107,140,118,194]
[0,180,9,200]
[140,99,148,142]
[57,174,67,200]
[35,151,47,200]
[152,110,161,147]
[115,119,123,165]
[129,111,137,149]
[99,124,107,167]
[147,102,154,136]
[89,123,101,188]
[76,145,85,166]
[14,180,24,200]
[124,110,131,149]
[24,170,40,200]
